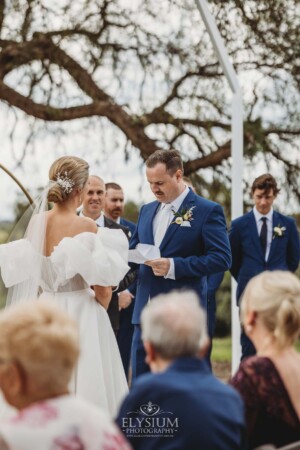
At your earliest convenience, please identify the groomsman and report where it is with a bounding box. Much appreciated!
[104,182,136,378]
[80,176,133,335]
[130,149,231,378]
[229,173,300,359]
[104,182,136,237]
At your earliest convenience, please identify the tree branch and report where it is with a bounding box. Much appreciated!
[0,80,161,159]
[184,142,231,174]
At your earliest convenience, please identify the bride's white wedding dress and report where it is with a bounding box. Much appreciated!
[0,227,129,417]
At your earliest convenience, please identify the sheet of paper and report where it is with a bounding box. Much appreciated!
[129,244,161,264]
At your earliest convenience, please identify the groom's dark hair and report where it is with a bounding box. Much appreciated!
[146,149,184,175]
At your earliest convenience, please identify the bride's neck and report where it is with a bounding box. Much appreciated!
[53,197,79,214]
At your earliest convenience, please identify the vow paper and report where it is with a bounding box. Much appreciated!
[129,244,161,264]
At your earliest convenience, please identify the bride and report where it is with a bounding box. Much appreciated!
[0,156,129,417]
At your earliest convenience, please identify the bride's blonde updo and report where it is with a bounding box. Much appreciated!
[48,156,89,203]
[241,271,300,350]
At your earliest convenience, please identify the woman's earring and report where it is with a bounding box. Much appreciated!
[245,324,253,334]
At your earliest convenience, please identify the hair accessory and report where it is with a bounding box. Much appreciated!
[56,171,75,194]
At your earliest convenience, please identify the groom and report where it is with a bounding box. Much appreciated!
[130,149,231,378]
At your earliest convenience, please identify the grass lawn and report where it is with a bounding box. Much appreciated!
[212,337,300,363]
[212,337,231,362]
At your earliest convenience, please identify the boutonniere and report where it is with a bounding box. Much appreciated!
[172,206,196,227]
[273,224,286,239]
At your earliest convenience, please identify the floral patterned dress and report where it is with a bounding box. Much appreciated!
[230,356,300,449]
[0,395,131,450]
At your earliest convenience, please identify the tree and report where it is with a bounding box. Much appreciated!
[0,0,299,203]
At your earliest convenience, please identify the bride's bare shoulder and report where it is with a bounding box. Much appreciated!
[75,215,97,234]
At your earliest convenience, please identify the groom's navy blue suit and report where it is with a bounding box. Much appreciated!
[130,188,231,377]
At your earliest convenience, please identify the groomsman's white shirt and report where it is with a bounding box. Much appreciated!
[253,206,273,261]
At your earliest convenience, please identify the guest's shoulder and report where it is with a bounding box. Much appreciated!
[128,370,181,400]
[234,355,275,381]
[130,371,160,390]
[63,395,112,421]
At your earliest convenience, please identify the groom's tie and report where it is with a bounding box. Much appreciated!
[260,217,267,258]
[154,203,173,247]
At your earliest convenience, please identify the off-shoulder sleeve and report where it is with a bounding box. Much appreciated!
[0,239,41,287]
[51,229,130,287]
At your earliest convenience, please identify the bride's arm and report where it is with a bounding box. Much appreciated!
[93,285,112,310]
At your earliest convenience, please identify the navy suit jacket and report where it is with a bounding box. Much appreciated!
[229,210,300,303]
[130,189,231,324]
[120,217,136,237]
[116,357,245,450]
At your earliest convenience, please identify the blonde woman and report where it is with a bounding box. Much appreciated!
[0,156,129,416]
[0,301,130,450]
[230,270,300,449]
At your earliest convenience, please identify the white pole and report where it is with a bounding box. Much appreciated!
[231,92,243,372]
[193,0,243,372]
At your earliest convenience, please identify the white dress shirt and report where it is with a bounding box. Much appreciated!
[153,186,190,280]
[253,207,273,261]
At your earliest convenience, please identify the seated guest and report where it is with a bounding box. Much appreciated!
[116,290,245,450]
[0,301,131,450]
[230,271,300,449]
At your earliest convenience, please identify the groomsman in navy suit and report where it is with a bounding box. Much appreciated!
[229,173,300,359]
[104,182,136,378]
[130,149,231,378]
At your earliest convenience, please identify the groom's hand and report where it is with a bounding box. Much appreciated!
[145,258,170,277]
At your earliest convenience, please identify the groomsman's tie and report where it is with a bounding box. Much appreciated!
[154,203,173,247]
[260,217,268,258]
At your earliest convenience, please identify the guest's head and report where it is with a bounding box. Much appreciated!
[81,175,106,220]
[251,173,280,215]
[241,271,300,351]
[48,156,89,203]
[141,290,208,372]
[104,182,125,221]
[0,301,79,410]
[146,150,185,203]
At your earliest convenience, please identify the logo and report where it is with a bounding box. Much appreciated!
[120,401,179,439]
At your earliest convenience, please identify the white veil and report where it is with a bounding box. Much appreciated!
[5,184,51,307]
